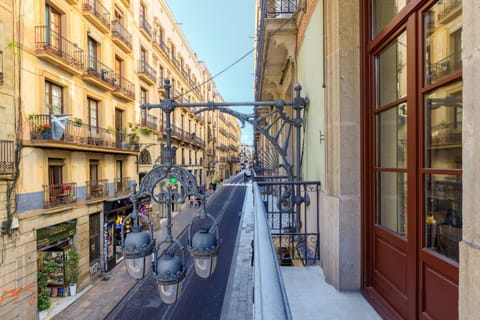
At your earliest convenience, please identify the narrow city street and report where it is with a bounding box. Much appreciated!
[107,176,247,320]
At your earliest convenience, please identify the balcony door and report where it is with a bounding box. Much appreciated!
[363,1,462,319]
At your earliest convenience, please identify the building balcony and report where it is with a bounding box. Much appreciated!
[114,177,131,197]
[28,114,139,153]
[86,179,108,200]
[43,182,77,209]
[139,15,152,40]
[255,0,297,101]
[152,32,170,59]
[111,20,132,53]
[137,60,156,86]
[83,58,114,90]
[140,112,158,130]
[437,0,462,24]
[82,0,110,33]
[172,56,180,70]
[426,52,462,83]
[35,26,85,75]
[0,140,15,175]
[112,74,135,102]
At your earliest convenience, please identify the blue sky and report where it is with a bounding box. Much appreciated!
[166,0,255,145]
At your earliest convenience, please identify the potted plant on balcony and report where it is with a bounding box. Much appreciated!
[38,123,52,139]
[64,247,80,296]
[73,117,83,127]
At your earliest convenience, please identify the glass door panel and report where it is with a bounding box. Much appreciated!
[376,32,407,107]
[424,0,463,86]
[376,172,408,236]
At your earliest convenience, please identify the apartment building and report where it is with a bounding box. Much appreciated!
[256,0,477,319]
[0,0,241,318]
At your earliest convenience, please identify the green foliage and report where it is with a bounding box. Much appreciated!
[140,127,152,135]
[38,256,57,311]
[64,247,80,285]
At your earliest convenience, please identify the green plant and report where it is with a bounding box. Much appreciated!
[107,126,115,133]
[140,127,152,135]
[38,255,57,311]
[64,247,80,285]
[73,117,83,126]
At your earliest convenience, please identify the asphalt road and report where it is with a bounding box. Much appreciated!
[107,176,246,320]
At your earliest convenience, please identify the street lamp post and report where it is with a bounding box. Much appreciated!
[121,77,308,304]
[120,79,219,304]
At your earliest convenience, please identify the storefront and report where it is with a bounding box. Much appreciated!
[36,220,77,297]
[103,197,151,272]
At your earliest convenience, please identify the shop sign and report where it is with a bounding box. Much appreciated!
[37,220,76,249]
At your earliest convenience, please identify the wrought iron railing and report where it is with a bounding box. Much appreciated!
[137,60,156,82]
[85,57,114,84]
[43,182,77,208]
[255,177,320,266]
[266,0,297,17]
[28,114,138,150]
[428,52,462,83]
[114,177,131,196]
[111,20,132,50]
[35,26,85,69]
[86,179,108,200]
[0,140,15,173]
[82,0,111,30]
[141,111,158,130]
[113,73,135,99]
[139,15,152,38]
[438,0,462,22]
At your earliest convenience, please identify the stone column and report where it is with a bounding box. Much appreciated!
[321,0,361,290]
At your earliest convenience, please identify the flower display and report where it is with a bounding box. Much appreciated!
[38,123,51,133]
[73,117,83,126]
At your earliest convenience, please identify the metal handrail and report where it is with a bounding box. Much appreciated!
[253,182,293,320]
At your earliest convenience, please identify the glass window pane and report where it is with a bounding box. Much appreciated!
[424,0,462,86]
[372,0,406,37]
[376,172,407,237]
[375,32,407,107]
[424,174,462,262]
[424,82,462,169]
[376,103,407,168]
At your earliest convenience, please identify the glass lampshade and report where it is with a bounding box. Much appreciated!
[125,257,146,280]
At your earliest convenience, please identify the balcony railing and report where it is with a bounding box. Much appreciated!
[43,182,77,208]
[427,52,462,83]
[139,15,152,38]
[172,56,180,70]
[112,73,135,100]
[114,177,131,196]
[266,0,297,18]
[82,0,110,31]
[29,114,138,150]
[438,0,462,22]
[0,140,15,173]
[153,32,169,57]
[111,20,132,51]
[86,179,108,200]
[255,178,320,266]
[85,57,114,86]
[137,60,157,83]
[35,25,85,70]
[140,112,158,130]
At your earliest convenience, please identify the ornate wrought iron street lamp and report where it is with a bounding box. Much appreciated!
[121,77,308,304]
